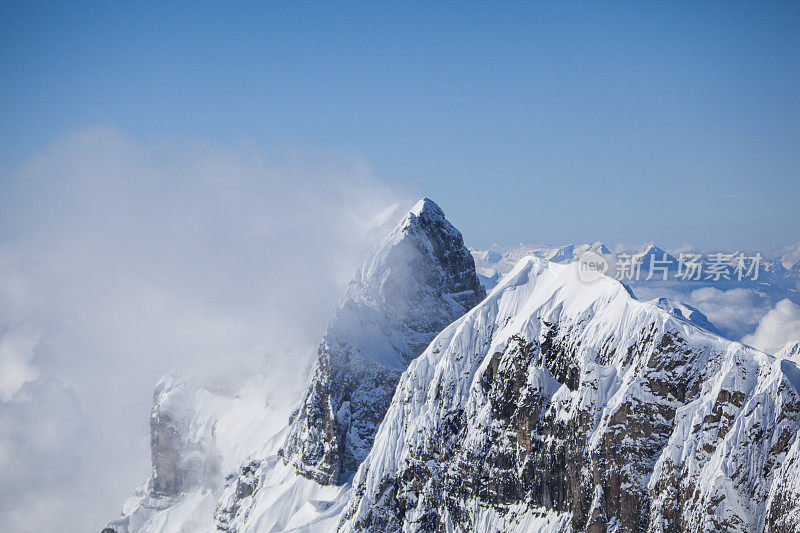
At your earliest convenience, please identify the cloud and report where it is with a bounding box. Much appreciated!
[0,327,40,401]
[0,379,87,531]
[743,299,800,354]
[668,243,700,256]
[687,286,771,340]
[631,284,772,341]
[0,127,411,531]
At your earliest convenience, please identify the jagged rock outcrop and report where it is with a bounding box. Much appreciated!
[340,256,800,532]
[280,197,485,485]
[104,372,294,533]
[147,377,223,497]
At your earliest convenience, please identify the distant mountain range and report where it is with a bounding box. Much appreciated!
[472,242,800,291]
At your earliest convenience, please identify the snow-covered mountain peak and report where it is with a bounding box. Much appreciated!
[592,241,613,255]
[543,243,575,262]
[340,198,485,365]
[642,243,661,253]
[281,197,485,486]
[408,196,445,220]
[486,256,634,326]
[635,243,676,260]
[341,254,800,532]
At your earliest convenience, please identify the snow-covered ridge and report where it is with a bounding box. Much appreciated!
[104,374,294,533]
[776,340,800,361]
[341,256,800,532]
[471,241,800,342]
[648,296,722,336]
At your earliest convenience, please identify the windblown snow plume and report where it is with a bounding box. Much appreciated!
[280,198,486,486]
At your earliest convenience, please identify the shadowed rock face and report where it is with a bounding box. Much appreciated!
[340,257,800,533]
[148,377,222,497]
[149,401,193,496]
[281,198,486,485]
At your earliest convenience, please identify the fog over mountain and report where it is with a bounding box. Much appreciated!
[0,128,412,531]
[2,129,798,532]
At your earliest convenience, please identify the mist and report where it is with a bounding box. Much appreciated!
[0,127,411,531]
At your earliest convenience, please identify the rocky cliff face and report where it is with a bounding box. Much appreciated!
[279,197,485,486]
[147,377,223,497]
[340,257,800,533]
[104,373,297,533]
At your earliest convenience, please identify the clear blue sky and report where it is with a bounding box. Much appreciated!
[2,1,799,250]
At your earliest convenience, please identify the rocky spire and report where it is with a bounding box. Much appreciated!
[280,198,485,485]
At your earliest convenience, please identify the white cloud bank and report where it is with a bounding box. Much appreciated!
[0,127,411,531]
[688,287,771,339]
[743,299,800,354]
[631,285,773,341]
[0,327,40,401]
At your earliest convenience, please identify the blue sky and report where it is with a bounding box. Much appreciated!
[2,1,799,250]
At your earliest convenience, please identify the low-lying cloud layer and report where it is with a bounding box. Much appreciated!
[631,285,774,342]
[743,299,800,354]
[0,127,410,531]
[688,286,772,339]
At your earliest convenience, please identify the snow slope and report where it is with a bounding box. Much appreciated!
[340,256,800,532]
[648,297,722,336]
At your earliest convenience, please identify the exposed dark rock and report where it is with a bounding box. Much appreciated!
[282,198,485,486]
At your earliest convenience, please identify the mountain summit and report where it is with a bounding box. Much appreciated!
[281,197,485,484]
[208,198,486,531]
